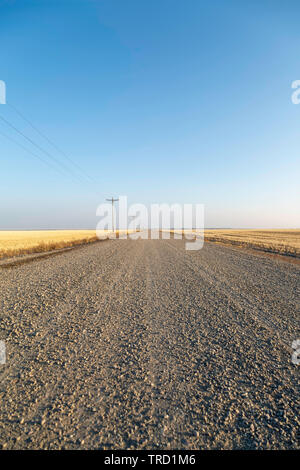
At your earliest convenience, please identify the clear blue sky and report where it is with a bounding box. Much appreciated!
[1,0,299,229]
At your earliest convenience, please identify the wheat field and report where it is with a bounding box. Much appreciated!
[0,230,140,259]
[0,230,102,259]
[1,229,299,260]
[169,229,300,257]
[204,229,300,257]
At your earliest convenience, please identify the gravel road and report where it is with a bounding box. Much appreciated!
[0,239,299,450]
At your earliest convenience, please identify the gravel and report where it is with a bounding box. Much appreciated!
[0,238,299,449]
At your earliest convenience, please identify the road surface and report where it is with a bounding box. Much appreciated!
[0,238,299,449]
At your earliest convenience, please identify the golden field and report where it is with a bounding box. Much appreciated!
[0,229,299,260]
[204,229,300,257]
[170,229,300,257]
[0,230,101,259]
[0,230,139,259]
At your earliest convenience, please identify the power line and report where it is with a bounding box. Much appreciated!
[0,113,86,184]
[0,129,67,177]
[7,102,97,185]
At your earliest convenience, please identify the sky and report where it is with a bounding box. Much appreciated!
[0,0,300,229]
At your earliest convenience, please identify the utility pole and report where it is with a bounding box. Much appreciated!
[106,197,119,233]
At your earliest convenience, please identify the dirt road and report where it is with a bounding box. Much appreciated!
[0,239,299,449]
